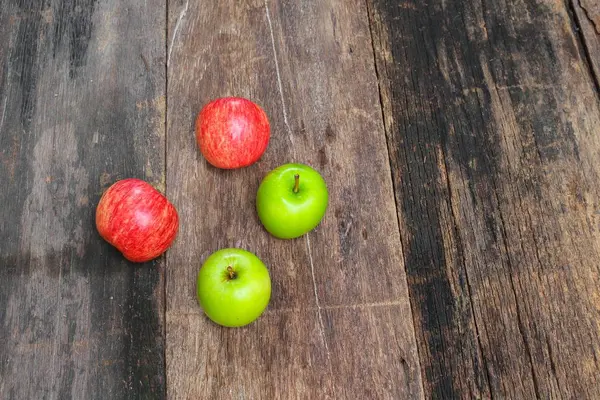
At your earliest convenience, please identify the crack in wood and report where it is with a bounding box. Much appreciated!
[569,0,600,97]
[579,0,600,33]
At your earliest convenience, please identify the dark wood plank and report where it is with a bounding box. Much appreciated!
[0,1,166,398]
[572,0,600,86]
[166,0,422,398]
[368,0,600,398]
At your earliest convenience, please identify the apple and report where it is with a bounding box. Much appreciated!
[197,248,271,327]
[196,97,270,169]
[256,163,328,239]
[96,178,179,262]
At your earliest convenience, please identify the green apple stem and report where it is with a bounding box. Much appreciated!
[227,266,237,280]
[293,174,300,193]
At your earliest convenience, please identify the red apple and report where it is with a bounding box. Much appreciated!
[196,97,270,169]
[96,178,179,262]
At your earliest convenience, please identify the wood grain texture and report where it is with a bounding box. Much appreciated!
[0,0,166,398]
[368,0,600,398]
[166,0,422,398]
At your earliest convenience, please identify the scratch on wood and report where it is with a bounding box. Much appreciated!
[462,83,557,95]
[273,300,409,313]
[306,234,331,359]
[169,300,409,318]
[264,0,294,148]
[167,0,189,67]
[0,45,10,133]
[264,0,329,358]
[340,217,354,241]
[0,95,8,132]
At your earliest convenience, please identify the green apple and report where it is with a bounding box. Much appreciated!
[196,248,271,327]
[256,163,328,239]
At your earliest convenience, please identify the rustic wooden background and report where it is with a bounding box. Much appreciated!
[1,0,599,398]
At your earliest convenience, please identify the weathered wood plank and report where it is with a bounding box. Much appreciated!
[368,0,600,397]
[0,1,166,398]
[166,0,422,398]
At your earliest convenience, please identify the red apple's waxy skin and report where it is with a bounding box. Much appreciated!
[196,97,270,169]
[96,178,179,262]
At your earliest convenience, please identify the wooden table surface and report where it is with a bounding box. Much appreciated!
[1,0,599,398]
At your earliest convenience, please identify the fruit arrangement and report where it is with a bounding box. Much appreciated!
[96,96,328,327]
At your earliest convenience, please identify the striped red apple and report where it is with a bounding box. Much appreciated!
[195,97,270,169]
[96,178,179,262]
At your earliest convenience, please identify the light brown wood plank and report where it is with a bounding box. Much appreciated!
[368,0,600,397]
[166,0,422,398]
[168,303,417,399]
[0,0,166,398]
[168,310,334,398]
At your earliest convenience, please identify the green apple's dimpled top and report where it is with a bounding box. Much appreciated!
[197,248,271,327]
[256,163,328,239]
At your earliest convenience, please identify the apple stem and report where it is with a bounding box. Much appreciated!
[227,266,237,280]
[293,174,300,193]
